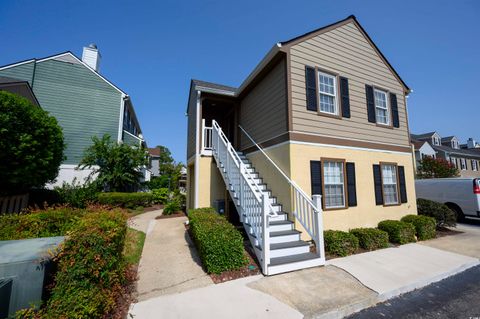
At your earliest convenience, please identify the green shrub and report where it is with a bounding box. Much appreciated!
[349,228,389,251]
[324,230,359,257]
[188,208,248,274]
[417,198,456,228]
[54,179,101,208]
[378,220,416,244]
[97,192,153,208]
[164,198,181,215]
[152,188,170,204]
[0,207,84,240]
[28,188,62,209]
[401,214,436,240]
[41,208,127,318]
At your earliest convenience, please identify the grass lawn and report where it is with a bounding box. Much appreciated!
[124,227,146,265]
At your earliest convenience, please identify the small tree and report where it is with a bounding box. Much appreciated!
[148,145,185,191]
[78,134,148,192]
[417,156,459,179]
[0,91,64,194]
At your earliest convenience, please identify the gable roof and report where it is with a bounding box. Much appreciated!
[0,51,127,96]
[441,136,457,143]
[0,76,40,106]
[411,132,439,140]
[279,15,410,93]
[432,144,480,159]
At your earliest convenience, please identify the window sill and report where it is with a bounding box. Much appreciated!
[375,122,393,129]
[317,110,342,120]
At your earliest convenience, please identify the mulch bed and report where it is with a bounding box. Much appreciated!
[436,226,464,238]
[155,211,186,219]
[144,204,164,212]
[109,265,138,319]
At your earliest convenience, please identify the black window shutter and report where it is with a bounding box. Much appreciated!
[340,77,350,118]
[346,162,357,207]
[310,161,322,195]
[305,66,317,111]
[365,85,376,123]
[398,166,408,203]
[373,164,383,205]
[390,93,400,128]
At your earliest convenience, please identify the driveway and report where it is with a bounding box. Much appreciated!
[420,220,480,259]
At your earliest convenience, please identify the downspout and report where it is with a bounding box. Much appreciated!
[194,90,201,208]
[118,94,127,142]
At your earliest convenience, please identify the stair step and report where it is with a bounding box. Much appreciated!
[269,220,293,226]
[270,229,301,237]
[269,252,318,267]
[271,240,309,250]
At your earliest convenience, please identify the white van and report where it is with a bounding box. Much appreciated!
[415,178,480,220]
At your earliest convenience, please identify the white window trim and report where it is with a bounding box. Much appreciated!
[322,160,346,209]
[433,136,440,146]
[381,163,399,205]
[460,158,467,170]
[472,160,478,171]
[373,88,390,126]
[317,71,338,116]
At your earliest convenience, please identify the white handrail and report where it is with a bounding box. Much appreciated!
[239,125,324,256]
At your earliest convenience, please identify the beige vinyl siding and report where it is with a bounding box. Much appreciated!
[239,58,287,150]
[187,88,198,160]
[289,22,410,147]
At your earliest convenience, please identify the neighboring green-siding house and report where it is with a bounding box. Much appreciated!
[0,47,146,185]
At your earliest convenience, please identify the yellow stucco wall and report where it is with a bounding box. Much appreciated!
[247,143,292,213]
[289,143,418,231]
[196,156,226,208]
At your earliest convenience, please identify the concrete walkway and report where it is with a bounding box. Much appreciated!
[128,209,163,234]
[420,222,480,258]
[135,216,213,301]
[130,275,303,319]
[328,243,479,301]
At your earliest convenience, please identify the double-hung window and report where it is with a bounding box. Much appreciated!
[318,72,337,115]
[472,160,478,171]
[323,161,345,208]
[381,164,398,205]
[374,89,389,125]
[460,158,467,170]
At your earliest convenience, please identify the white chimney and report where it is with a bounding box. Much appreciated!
[467,138,477,149]
[82,44,101,72]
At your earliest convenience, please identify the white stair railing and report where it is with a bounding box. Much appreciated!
[208,120,277,271]
[239,125,325,259]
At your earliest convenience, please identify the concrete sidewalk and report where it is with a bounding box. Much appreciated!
[135,216,213,301]
[328,243,479,301]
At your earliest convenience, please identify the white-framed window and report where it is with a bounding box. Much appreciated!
[472,160,478,171]
[452,140,458,149]
[433,136,440,146]
[374,88,389,125]
[323,161,345,209]
[460,158,467,170]
[450,157,457,168]
[318,71,337,115]
[381,164,398,205]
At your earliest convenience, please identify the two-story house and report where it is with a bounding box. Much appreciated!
[0,45,147,186]
[412,132,480,178]
[186,15,416,275]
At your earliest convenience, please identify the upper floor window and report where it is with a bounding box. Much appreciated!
[323,160,345,209]
[432,136,440,146]
[374,89,389,125]
[318,72,337,115]
[452,140,458,149]
[382,164,398,205]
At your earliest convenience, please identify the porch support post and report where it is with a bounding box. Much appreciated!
[261,193,270,275]
[194,90,201,208]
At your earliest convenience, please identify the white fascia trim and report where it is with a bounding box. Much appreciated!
[123,129,144,142]
[60,164,100,169]
[194,86,235,96]
[118,94,126,142]
[194,90,201,208]
[37,52,127,95]
[0,59,36,71]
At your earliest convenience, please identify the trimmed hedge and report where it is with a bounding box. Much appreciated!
[378,220,416,244]
[324,230,359,257]
[188,207,248,274]
[349,228,389,251]
[417,198,456,228]
[401,214,436,240]
[97,192,154,208]
[41,208,128,318]
[0,207,84,240]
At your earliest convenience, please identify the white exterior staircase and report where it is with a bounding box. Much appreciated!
[205,120,325,275]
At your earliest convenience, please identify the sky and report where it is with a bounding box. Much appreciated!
[1,0,479,162]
